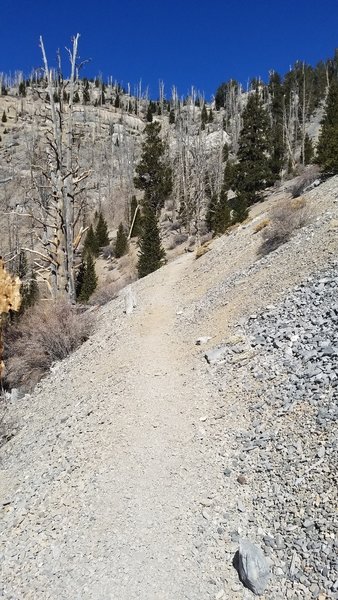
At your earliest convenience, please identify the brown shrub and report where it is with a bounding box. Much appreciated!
[291,165,321,198]
[253,218,270,234]
[4,300,93,391]
[195,243,211,259]
[167,233,189,250]
[88,276,135,306]
[259,198,312,255]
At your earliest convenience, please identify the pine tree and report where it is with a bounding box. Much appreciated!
[222,143,229,162]
[115,223,128,258]
[83,224,99,257]
[208,109,214,123]
[73,91,80,103]
[83,81,90,104]
[134,121,172,211]
[206,194,219,232]
[169,109,175,124]
[130,196,142,237]
[135,122,172,277]
[77,253,97,302]
[16,252,39,314]
[95,212,110,247]
[316,79,338,175]
[18,81,26,97]
[234,91,272,206]
[137,206,165,278]
[114,94,120,108]
[302,134,314,165]
[1,110,7,123]
[231,196,249,224]
[214,189,231,233]
[146,104,153,122]
[201,104,208,129]
[268,71,285,179]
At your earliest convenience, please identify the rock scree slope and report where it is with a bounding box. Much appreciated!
[1,175,338,599]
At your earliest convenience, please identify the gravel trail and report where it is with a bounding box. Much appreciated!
[0,256,226,600]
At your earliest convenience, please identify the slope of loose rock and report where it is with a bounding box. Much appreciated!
[0,176,337,599]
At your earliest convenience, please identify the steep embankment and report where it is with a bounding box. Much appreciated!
[1,176,337,599]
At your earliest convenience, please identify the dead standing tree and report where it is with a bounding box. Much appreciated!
[36,34,89,301]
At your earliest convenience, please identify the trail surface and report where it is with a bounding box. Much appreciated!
[1,256,226,600]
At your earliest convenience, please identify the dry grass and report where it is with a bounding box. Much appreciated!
[195,243,211,259]
[89,276,135,306]
[4,300,93,391]
[291,165,321,198]
[259,197,312,255]
[253,218,270,234]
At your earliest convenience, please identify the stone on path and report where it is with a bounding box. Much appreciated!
[237,538,270,595]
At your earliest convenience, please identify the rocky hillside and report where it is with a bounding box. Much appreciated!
[0,175,337,599]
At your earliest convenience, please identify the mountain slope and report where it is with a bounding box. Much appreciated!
[1,176,338,599]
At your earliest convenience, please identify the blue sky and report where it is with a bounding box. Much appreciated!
[1,0,337,99]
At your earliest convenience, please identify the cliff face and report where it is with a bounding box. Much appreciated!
[0,175,337,599]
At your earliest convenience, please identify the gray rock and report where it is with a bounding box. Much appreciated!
[204,346,227,365]
[237,538,270,595]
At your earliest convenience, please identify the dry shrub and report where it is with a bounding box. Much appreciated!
[195,243,211,259]
[253,218,270,234]
[4,300,93,391]
[89,276,135,306]
[291,165,321,198]
[259,198,312,255]
[167,233,189,250]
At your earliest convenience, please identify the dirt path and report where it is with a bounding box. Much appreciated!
[1,256,226,600]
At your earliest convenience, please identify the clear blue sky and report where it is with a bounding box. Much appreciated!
[1,0,337,99]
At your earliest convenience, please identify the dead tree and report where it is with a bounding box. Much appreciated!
[35,34,89,301]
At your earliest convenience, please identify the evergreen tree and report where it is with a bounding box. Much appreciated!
[2,110,7,123]
[316,79,338,175]
[214,189,231,233]
[18,81,26,97]
[223,161,236,190]
[16,252,39,314]
[45,92,50,103]
[234,91,272,206]
[115,223,128,258]
[135,122,172,277]
[130,196,142,237]
[137,206,165,278]
[114,94,120,108]
[206,194,219,232]
[222,143,229,162]
[169,109,175,124]
[20,272,39,312]
[83,81,90,104]
[75,260,86,299]
[83,224,99,257]
[201,104,208,129]
[73,91,80,103]
[302,133,314,165]
[95,212,110,247]
[208,109,214,123]
[134,121,172,211]
[53,91,60,103]
[146,104,153,122]
[101,89,105,105]
[268,71,285,179]
[231,196,249,224]
[77,253,97,302]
